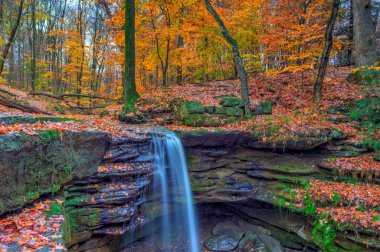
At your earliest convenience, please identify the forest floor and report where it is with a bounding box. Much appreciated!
[0,66,379,250]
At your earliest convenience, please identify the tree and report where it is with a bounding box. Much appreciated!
[31,0,37,92]
[204,0,251,115]
[123,0,139,114]
[352,0,378,66]
[314,0,340,102]
[0,0,24,77]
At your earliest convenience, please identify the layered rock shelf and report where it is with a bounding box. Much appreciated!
[0,127,379,251]
[64,132,155,250]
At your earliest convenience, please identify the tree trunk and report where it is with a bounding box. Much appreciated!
[0,0,3,29]
[204,0,251,115]
[31,0,37,92]
[176,35,184,85]
[347,0,354,65]
[0,0,24,77]
[122,0,139,114]
[0,96,52,115]
[353,0,378,66]
[313,0,340,102]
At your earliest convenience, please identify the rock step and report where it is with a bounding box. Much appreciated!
[110,134,152,147]
[97,162,153,177]
[66,179,149,207]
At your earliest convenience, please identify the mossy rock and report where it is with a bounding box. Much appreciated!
[327,104,349,115]
[254,102,273,115]
[179,101,205,118]
[350,98,380,123]
[215,107,228,114]
[349,66,380,86]
[0,130,109,215]
[205,106,216,114]
[183,114,221,127]
[220,97,241,107]
[374,152,380,162]
[260,102,273,114]
[226,107,243,117]
[226,116,239,124]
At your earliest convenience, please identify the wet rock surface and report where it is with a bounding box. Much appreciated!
[205,234,240,251]
[64,133,154,248]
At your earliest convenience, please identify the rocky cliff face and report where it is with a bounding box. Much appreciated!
[67,130,377,252]
[0,130,110,215]
[180,130,378,252]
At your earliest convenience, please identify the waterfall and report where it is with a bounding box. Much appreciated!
[152,131,200,252]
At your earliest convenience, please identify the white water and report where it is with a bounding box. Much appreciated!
[152,131,200,252]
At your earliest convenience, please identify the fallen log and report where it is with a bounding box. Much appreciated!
[0,88,20,97]
[28,91,62,100]
[0,97,52,115]
[28,92,117,102]
[68,105,109,110]
[61,93,116,102]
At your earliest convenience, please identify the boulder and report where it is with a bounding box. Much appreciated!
[216,107,228,115]
[179,101,205,117]
[182,114,221,127]
[220,97,242,107]
[205,106,216,114]
[226,107,243,117]
[205,234,240,251]
[0,130,110,214]
[254,102,272,115]
[212,222,244,241]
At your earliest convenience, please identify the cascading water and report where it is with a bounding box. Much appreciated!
[152,131,200,252]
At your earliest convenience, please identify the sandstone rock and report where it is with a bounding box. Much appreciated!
[0,130,110,214]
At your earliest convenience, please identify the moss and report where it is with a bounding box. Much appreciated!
[191,179,214,193]
[64,164,73,176]
[219,96,241,107]
[45,201,64,217]
[39,130,60,142]
[179,101,205,117]
[260,101,273,114]
[204,106,216,113]
[65,195,89,207]
[374,152,380,162]
[350,98,380,123]
[26,191,40,202]
[0,116,73,124]
[215,107,228,114]
[226,107,243,116]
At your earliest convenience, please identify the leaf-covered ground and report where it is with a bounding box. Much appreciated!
[0,200,65,251]
[321,155,380,177]
[293,180,380,234]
